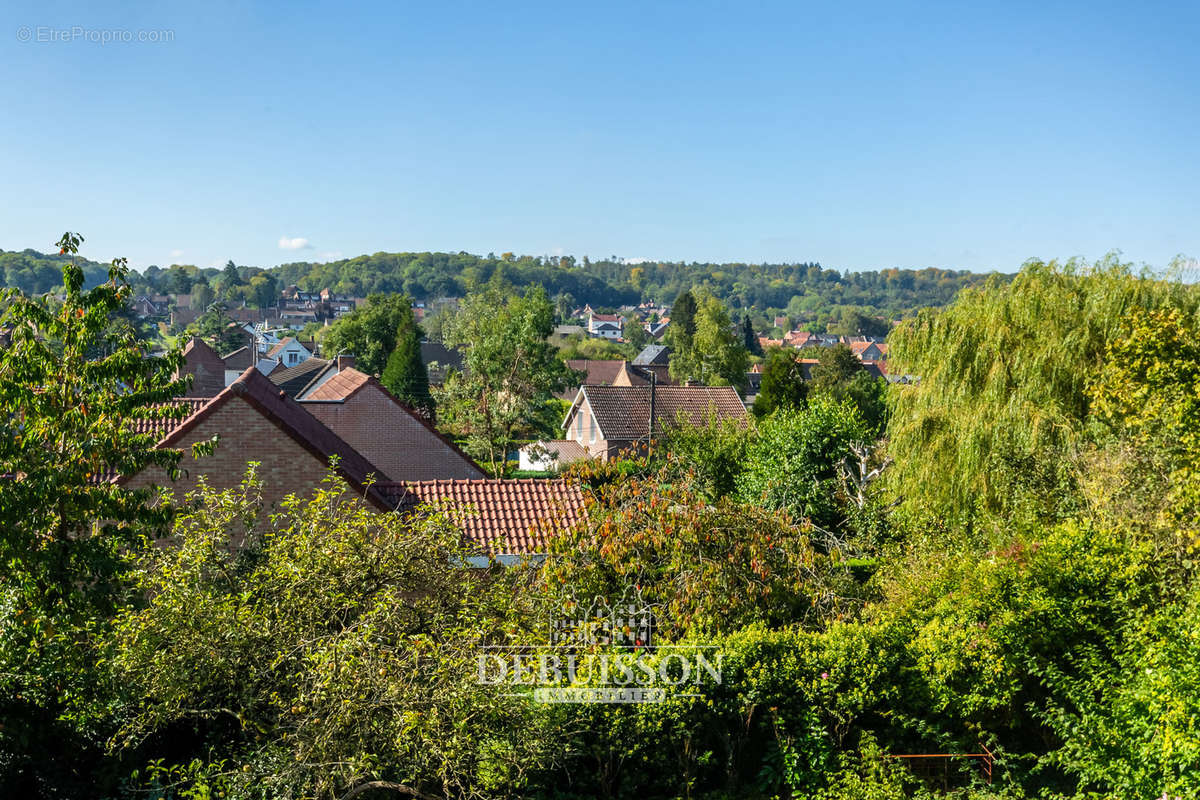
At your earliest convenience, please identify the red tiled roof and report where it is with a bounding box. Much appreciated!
[848,341,880,356]
[301,367,370,401]
[125,398,210,440]
[387,478,586,554]
[575,385,749,441]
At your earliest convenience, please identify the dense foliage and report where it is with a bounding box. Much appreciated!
[4,245,1200,800]
[0,235,207,795]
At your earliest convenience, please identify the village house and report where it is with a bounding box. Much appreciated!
[298,368,485,480]
[523,384,749,467]
[586,311,624,340]
[266,336,312,367]
[120,366,580,558]
[131,294,171,318]
[630,344,673,385]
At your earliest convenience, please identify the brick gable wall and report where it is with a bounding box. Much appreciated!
[179,339,227,397]
[302,383,485,481]
[122,394,373,511]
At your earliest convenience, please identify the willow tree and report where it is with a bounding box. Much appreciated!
[885,254,1199,523]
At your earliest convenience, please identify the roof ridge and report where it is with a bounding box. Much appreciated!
[145,366,402,510]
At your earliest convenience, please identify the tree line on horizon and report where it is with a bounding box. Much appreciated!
[0,245,1007,330]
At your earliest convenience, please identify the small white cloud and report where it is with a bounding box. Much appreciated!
[318,251,343,261]
[278,236,313,251]
[169,249,184,259]
[624,257,652,265]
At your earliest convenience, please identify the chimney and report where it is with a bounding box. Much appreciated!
[337,353,356,371]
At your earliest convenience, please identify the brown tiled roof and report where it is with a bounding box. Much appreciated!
[388,478,586,554]
[143,367,403,510]
[226,306,267,324]
[221,346,254,370]
[577,385,748,440]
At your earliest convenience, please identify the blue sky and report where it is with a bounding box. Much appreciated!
[2,0,1197,273]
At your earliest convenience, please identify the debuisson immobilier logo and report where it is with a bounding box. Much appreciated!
[476,586,722,703]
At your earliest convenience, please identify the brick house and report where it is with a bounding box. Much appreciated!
[177,337,227,397]
[119,368,587,557]
[120,367,402,514]
[558,384,749,461]
[299,368,485,481]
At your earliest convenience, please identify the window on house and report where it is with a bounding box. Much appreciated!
[288,352,298,364]
[589,413,596,443]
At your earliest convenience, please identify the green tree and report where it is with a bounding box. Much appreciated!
[736,397,870,532]
[436,285,573,476]
[886,255,1198,521]
[667,289,696,347]
[742,314,763,355]
[809,344,887,432]
[248,272,278,309]
[110,468,552,799]
[322,293,420,376]
[753,346,808,417]
[190,280,214,311]
[0,232,203,795]
[666,289,698,352]
[663,413,752,499]
[186,303,245,353]
[624,317,649,352]
[828,307,889,338]
[1088,307,1200,547]
[380,321,434,418]
[669,291,749,390]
